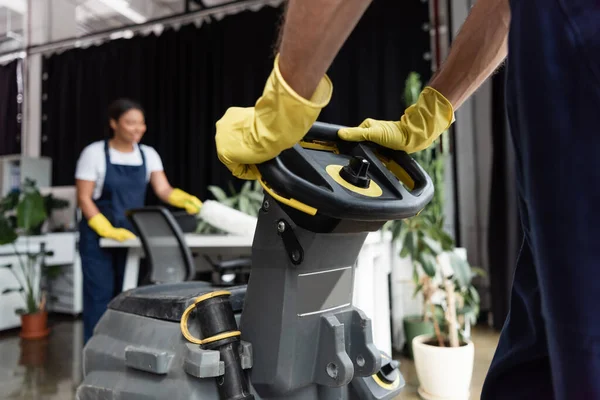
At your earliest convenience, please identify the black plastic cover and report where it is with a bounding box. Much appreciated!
[256,121,434,221]
[108,281,247,322]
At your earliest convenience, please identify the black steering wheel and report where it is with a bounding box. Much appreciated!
[255,121,434,221]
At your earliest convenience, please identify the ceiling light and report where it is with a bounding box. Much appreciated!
[0,0,26,14]
[191,0,238,8]
[96,0,147,24]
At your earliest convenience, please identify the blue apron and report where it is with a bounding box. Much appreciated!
[482,0,600,398]
[79,140,147,343]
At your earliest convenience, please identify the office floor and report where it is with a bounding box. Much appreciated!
[0,315,499,400]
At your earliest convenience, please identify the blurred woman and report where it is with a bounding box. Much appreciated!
[75,98,201,342]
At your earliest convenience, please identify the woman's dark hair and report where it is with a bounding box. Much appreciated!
[106,98,144,137]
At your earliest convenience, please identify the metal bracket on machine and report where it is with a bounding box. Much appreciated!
[183,341,253,378]
[276,219,304,265]
[313,309,382,388]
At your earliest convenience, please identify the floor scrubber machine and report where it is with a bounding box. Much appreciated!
[76,121,434,400]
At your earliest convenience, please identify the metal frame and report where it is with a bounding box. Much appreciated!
[126,206,196,283]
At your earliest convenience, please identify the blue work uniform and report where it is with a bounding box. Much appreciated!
[482,0,600,398]
[79,140,147,343]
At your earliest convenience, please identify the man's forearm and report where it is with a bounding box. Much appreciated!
[429,0,510,109]
[277,0,372,100]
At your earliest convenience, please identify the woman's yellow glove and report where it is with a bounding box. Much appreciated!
[168,188,202,214]
[215,54,333,180]
[338,87,454,153]
[88,213,136,242]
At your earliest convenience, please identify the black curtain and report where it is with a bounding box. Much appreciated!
[0,60,21,155]
[41,0,430,203]
[487,66,524,330]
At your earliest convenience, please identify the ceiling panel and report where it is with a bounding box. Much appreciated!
[0,0,192,45]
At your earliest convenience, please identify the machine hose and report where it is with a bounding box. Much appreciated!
[180,290,241,345]
[179,290,254,400]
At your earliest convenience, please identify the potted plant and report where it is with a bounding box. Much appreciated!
[0,179,54,339]
[410,244,483,400]
[394,186,483,399]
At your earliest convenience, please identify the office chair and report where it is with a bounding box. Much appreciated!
[126,207,196,284]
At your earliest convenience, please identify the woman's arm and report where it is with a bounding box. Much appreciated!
[151,171,202,214]
[150,171,174,204]
[76,178,136,241]
[76,179,101,221]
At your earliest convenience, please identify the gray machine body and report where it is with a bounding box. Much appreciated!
[76,198,405,400]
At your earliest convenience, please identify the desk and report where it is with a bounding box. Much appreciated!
[100,234,254,291]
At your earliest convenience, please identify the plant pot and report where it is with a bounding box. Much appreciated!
[412,334,474,400]
[402,315,434,359]
[20,311,50,340]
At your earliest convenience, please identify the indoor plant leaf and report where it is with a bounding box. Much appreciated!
[418,252,438,278]
[412,282,424,297]
[220,198,236,207]
[0,190,19,213]
[0,215,17,245]
[400,230,415,258]
[422,235,443,256]
[227,181,237,196]
[208,185,229,202]
[392,221,404,240]
[247,191,265,203]
[468,285,481,305]
[456,305,474,316]
[471,266,487,278]
[17,190,47,232]
[239,196,250,215]
[241,181,252,193]
[449,252,471,289]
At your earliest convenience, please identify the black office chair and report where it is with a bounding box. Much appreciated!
[126,207,196,284]
[166,209,249,285]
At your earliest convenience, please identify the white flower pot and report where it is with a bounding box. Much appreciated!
[412,334,474,400]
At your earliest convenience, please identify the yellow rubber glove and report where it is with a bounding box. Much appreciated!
[168,188,202,214]
[88,213,136,242]
[215,54,333,180]
[338,87,454,153]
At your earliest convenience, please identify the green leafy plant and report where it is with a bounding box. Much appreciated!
[398,213,485,346]
[196,180,264,234]
[39,193,70,234]
[0,179,55,315]
[390,72,484,347]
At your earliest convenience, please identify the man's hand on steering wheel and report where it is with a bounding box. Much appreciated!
[215,55,333,181]
[338,86,455,154]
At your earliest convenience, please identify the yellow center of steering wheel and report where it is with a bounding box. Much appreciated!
[326,165,383,198]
